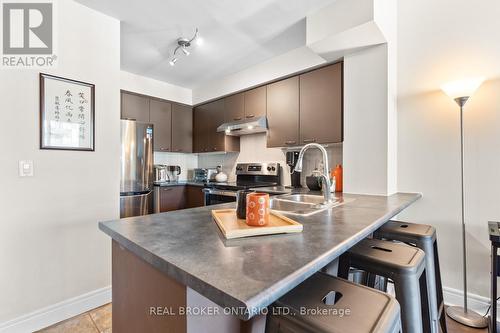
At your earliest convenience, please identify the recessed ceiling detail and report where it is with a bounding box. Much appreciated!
[74,0,336,88]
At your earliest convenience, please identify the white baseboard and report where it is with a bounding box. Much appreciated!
[0,286,111,333]
[0,284,494,332]
[443,286,494,317]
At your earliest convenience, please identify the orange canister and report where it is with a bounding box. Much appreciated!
[246,193,270,226]
[333,164,343,192]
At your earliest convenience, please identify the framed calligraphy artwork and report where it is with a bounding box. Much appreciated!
[39,73,95,151]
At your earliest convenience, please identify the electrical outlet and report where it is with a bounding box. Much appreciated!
[19,160,34,177]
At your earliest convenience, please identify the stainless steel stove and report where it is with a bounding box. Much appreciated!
[203,162,281,206]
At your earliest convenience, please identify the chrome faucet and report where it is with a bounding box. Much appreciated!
[294,143,332,203]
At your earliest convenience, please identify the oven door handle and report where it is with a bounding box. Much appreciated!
[202,188,237,197]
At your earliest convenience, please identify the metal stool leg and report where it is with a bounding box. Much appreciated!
[434,241,447,333]
[394,274,424,333]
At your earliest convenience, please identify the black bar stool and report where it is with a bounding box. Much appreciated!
[374,220,447,333]
[338,238,430,333]
[265,272,401,333]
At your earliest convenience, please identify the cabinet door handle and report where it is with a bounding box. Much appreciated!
[234,117,242,121]
[245,114,255,118]
[303,138,316,143]
[173,149,182,152]
[213,147,218,151]
[161,188,173,192]
[285,140,296,145]
[160,147,170,151]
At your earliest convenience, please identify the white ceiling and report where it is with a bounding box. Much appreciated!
[75,0,335,88]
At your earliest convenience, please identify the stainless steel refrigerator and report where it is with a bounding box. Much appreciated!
[120,120,154,218]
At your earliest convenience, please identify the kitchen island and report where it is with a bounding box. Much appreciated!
[99,192,421,333]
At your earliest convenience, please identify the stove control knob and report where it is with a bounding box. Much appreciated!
[271,166,276,171]
[267,166,272,171]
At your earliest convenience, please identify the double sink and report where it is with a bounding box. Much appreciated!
[270,194,341,216]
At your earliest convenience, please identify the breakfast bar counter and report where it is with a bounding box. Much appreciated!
[99,192,421,332]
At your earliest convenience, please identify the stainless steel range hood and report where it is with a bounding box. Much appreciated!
[217,116,268,136]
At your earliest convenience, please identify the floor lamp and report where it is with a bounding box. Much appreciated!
[441,77,488,328]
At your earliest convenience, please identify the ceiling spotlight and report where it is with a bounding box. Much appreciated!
[168,28,200,67]
[247,125,254,130]
[225,128,231,134]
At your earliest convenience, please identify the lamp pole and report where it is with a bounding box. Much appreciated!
[445,96,488,328]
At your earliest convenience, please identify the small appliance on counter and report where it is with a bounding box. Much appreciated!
[193,168,208,182]
[193,168,218,182]
[154,164,168,183]
[166,165,181,182]
[286,151,302,188]
[207,168,218,181]
[215,165,228,183]
[306,170,322,191]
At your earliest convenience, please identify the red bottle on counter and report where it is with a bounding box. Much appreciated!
[333,164,343,192]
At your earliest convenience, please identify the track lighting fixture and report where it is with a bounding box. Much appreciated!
[169,28,200,66]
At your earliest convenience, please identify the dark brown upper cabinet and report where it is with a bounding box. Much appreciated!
[299,63,343,144]
[172,104,193,153]
[149,99,172,152]
[193,99,239,153]
[224,93,244,122]
[193,104,210,153]
[207,99,226,152]
[244,86,266,119]
[121,92,150,122]
[266,76,300,148]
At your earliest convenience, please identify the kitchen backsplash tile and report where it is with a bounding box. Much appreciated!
[197,133,343,187]
[154,152,198,180]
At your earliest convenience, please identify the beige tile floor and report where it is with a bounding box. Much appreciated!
[36,304,111,333]
[36,302,489,333]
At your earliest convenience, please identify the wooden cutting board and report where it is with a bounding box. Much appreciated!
[211,208,303,239]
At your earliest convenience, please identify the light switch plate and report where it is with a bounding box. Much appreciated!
[19,160,34,177]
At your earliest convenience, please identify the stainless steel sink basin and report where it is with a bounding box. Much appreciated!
[277,194,330,205]
[270,194,341,216]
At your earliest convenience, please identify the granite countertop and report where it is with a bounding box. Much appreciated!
[99,192,421,320]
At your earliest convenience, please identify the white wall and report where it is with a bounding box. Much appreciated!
[0,0,120,328]
[397,0,500,301]
[120,70,192,105]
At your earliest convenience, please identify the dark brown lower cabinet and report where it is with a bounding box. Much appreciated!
[157,185,205,212]
[158,186,186,212]
[185,186,205,208]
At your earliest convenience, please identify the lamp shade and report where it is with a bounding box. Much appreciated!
[441,77,484,99]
